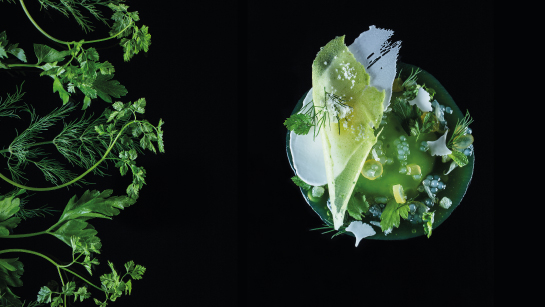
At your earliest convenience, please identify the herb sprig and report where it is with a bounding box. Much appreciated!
[1,1,160,306]
[284,88,352,139]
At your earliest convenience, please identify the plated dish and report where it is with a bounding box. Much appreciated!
[285,26,474,246]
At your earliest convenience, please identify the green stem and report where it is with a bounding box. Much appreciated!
[83,21,134,44]
[20,0,133,47]
[19,0,70,45]
[0,120,137,191]
[0,230,48,238]
[0,141,54,154]
[0,248,103,291]
[6,63,40,68]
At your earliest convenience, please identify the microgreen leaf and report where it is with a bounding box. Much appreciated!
[291,175,311,191]
[284,113,313,135]
[448,150,468,167]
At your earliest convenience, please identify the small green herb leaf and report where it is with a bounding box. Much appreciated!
[53,77,70,104]
[347,193,369,220]
[291,175,311,191]
[380,200,409,232]
[448,150,468,167]
[422,211,435,238]
[284,113,313,135]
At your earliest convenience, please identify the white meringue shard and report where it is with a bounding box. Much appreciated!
[348,25,401,111]
[345,221,376,247]
[408,87,433,112]
[427,130,452,156]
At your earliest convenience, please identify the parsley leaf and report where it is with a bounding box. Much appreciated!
[284,113,313,135]
[93,73,128,103]
[347,193,369,220]
[0,31,27,67]
[34,44,69,65]
[48,190,136,251]
[380,199,410,232]
[0,257,24,306]
[0,196,22,236]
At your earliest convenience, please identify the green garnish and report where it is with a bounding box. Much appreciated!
[309,223,347,238]
[447,110,473,149]
[284,88,352,138]
[1,2,158,305]
[448,150,469,167]
[284,113,313,135]
[379,199,410,232]
[410,111,439,141]
[346,193,369,221]
[422,211,435,238]
[291,175,311,191]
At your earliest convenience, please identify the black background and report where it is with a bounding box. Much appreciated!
[1,0,493,306]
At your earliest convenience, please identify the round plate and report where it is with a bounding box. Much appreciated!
[286,62,474,240]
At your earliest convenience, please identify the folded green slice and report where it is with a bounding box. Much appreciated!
[312,36,385,230]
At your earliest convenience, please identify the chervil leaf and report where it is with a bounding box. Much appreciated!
[62,281,76,296]
[134,25,151,53]
[284,113,313,135]
[98,60,115,75]
[93,74,128,103]
[74,286,91,302]
[37,286,53,303]
[291,175,311,191]
[124,260,146,280]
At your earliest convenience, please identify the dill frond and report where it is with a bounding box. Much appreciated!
[0,82,25,119]
[447,110,473,149]
[37,0,120,33]
[5,103,75,184]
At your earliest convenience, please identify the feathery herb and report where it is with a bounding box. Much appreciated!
[447,110,473,149]
[1,2,157,305]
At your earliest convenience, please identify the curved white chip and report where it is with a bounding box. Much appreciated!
[408,87,433,112]
[346,221,376,247]
[427,130,452,156]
